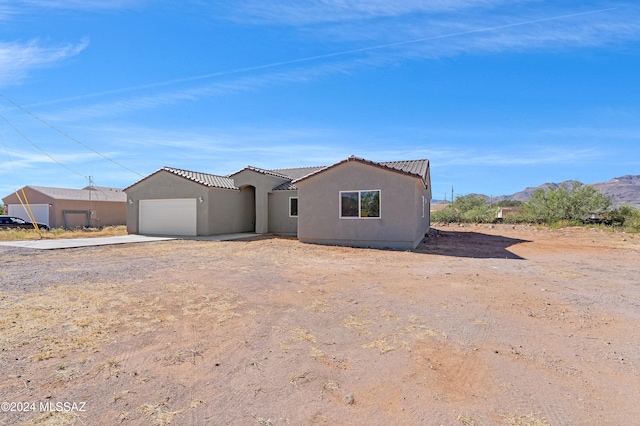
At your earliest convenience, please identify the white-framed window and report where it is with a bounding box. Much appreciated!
[289,197,298,217]
[340,190,380,219]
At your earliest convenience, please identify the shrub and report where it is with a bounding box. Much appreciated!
[524,183,610,223]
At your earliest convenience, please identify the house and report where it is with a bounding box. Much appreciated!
[124,155,431,249]
[294,157,431,249]
[2,186,127,229]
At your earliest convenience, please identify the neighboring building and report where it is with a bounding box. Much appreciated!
[124,155,431,249]
[1,186,127,229]
[495,206,525,221]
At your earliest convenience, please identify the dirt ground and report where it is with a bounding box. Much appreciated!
[0,224,638,425]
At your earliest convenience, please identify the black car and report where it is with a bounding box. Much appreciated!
[0,215,50,230]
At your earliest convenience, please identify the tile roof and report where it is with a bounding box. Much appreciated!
[293,156,430,186]
[28,186,127,202]
[125,167,238,191]
[379,159,430,182]
[229,165,327,191]
[229,166,291,180]
[269,166,327,181]
[125,157,428,193]
[272,181,298,191]
[161,167,238,189]
[269,166,328,190]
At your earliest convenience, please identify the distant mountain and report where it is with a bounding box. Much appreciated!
[432,175,640,207]
[591,175,640,207]
[494,175,640,207]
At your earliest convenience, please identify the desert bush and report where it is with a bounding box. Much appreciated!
[496,200,523,207]
[524,183,610,223]
[499,210,531,224]
[609,206,640,232]
[431,206,460,223]
[432,195,496,223]
[608,205,640,232]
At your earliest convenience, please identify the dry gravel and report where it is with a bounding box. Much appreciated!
[0,225,639,425]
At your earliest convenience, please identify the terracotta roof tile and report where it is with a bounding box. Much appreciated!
[293,156,430,186]
[162,167,238,189]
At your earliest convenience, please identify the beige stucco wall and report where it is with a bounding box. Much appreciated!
[296,161,430,249]
[208,186,255,234]
[125,171,209,234]
[231,170,289,234]
[3,187,126,229]
[268,190,298,235]
[125,171,253,235]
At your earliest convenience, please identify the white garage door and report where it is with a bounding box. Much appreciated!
[139,199,197,236]
[8,204,50,226]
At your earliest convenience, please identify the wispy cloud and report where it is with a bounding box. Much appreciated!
[0,38,89,87]
[33,3,640,119]
[39,59,359,121]
[224,1,640,55]
[16,0,145,10]
[0,146,100,170]
[227,0,512,25]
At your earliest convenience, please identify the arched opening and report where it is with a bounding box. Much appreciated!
[239,185,256,232]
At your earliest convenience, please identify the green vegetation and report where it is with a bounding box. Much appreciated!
[432,184,639,233]
[524,182,610,223]
[608,206,640,232]
[0,204,4,215]
[431,194,497,224]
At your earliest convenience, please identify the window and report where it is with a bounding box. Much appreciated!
[422,195,425,218]
[289,197,298,217]
[340,190,380,218]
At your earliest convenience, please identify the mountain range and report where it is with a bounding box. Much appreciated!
[437,175,640,207]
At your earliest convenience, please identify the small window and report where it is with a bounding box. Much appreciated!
[341,192,359,217]
[422,195,425,218]
[340,190,380,219]
[289,197,298,217]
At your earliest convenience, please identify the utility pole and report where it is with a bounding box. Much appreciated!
[451,185,454,203]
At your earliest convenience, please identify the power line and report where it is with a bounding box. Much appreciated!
[0,93,144,178]
[0,111,88,180]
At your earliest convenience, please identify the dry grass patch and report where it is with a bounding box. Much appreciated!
[500,413,550,426]
[289,327,317,343]
[0,283,166,361]
[457,414,477,425]
[22,412,80,426]
[0,225,127,241]
[181,292,244,322]
[362,334,398,354]
[323,379,340,392]
[138,402,182,425]
[290,371,314,388]
[341,314,373,334]
[305,299,329,313]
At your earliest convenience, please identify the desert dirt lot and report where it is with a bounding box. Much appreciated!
[0,225,639,425]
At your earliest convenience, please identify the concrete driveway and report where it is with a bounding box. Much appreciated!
[0,233,258,250]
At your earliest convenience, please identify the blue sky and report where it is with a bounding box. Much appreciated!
[1,0,639,201]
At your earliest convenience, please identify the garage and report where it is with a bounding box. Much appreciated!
[139,198,197,236]
[8,203,50,227]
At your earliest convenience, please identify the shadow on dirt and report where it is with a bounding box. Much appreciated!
[415,229,529,259]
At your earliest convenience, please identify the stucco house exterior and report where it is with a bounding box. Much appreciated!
[294,157,431,249]
[2,186,126,229]
[124,155,431,249]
